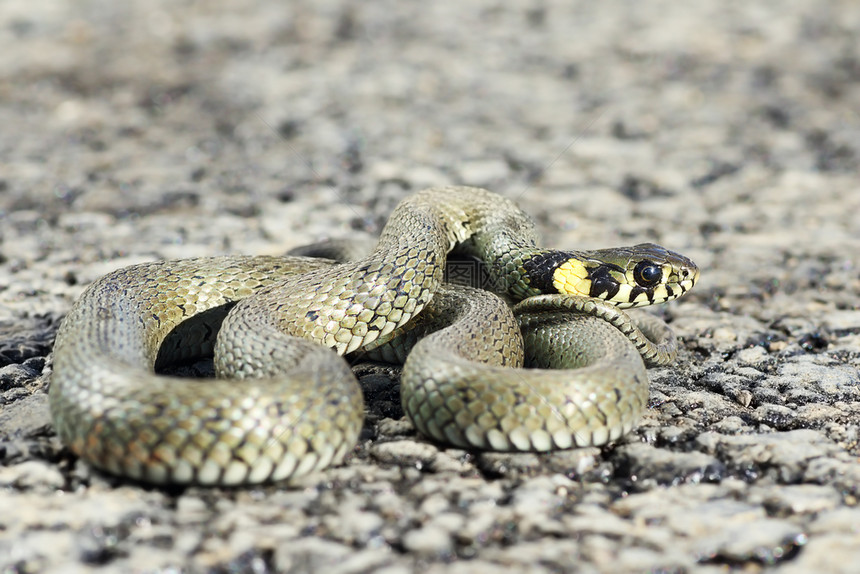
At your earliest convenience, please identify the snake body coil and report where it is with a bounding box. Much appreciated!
[50,187,698,485]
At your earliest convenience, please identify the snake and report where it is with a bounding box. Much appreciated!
[49,186,699,486]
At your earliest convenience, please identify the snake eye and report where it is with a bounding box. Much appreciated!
[633,261,662,287]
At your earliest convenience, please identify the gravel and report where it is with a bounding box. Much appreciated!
[2,0,859,572]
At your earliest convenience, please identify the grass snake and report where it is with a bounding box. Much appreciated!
[50,186,699,485]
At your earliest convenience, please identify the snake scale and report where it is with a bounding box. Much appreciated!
[50,186,699,485]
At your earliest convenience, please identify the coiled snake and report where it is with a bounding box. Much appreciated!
[50,186,699,485]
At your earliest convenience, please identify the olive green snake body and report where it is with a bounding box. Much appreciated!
[50,186,699,485]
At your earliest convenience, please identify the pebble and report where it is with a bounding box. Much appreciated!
[696,519,806,564]
[749,484,842,516]
[455,159,510,188]
[0,460,65,490]
[735,345,769,366]
[401,524,454,556]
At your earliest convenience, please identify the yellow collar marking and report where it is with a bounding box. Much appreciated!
[551,259,592,297]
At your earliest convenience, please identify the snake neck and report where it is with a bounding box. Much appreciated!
[378,186,551,302]
[454,232,555,301]
[490,247,574,301]
[373,186,542,296]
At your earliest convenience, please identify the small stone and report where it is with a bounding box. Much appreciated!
[712,327,738,342]
[736,345,768,365]
[456,159,510,187]
[370,440,440,469]
[694,519,806,565]
[751,484,842,516]
[613,442,725,486]
[822,310,860,331]
[0,364,40,388]
[734,389,753,407]
[323,508,384,544]
[273,538,353,573]
[0,460,65,489]
[401,524,453,556]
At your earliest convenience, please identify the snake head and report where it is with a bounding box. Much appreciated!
[551,242,699,308]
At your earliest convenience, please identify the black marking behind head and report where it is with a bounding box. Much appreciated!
[521,251,576,293]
